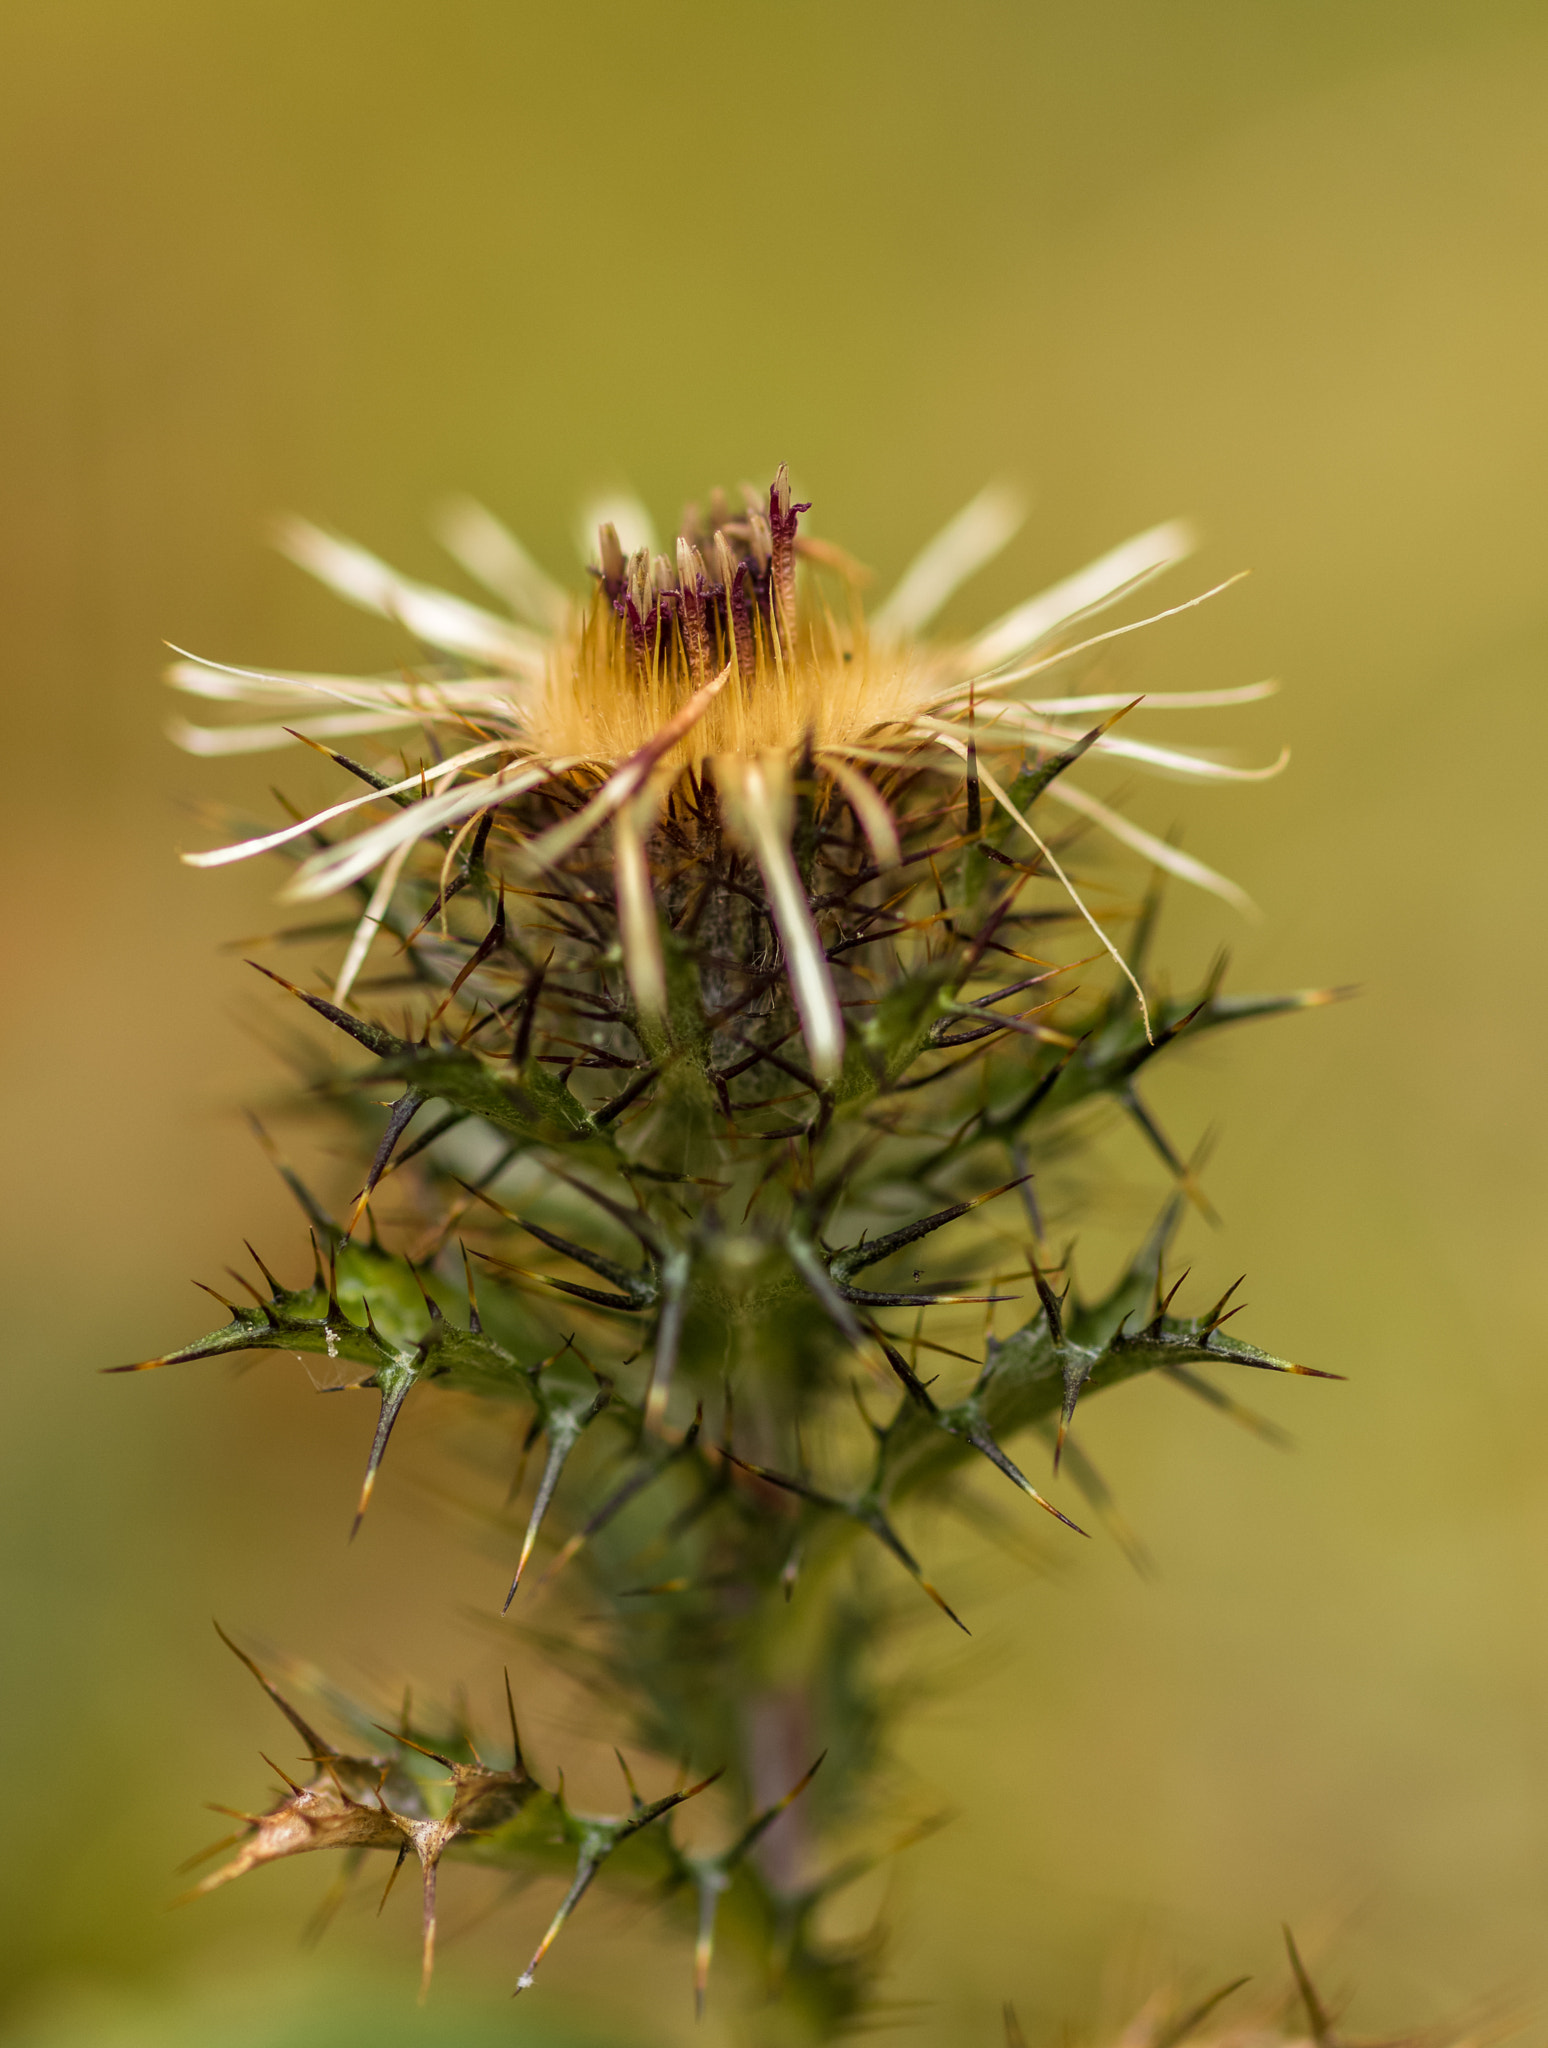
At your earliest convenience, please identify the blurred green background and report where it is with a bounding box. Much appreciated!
[5,2,1548,2041]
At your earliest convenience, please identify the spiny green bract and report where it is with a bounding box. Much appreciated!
[125,474,1339,2035]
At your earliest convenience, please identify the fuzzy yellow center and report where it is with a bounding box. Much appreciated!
[521,599,940,774]
[509,465,948,775]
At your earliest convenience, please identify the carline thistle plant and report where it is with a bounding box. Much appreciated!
[121,466,1344,2034]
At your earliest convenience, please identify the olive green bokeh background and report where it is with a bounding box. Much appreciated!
[5,3,1548,2041]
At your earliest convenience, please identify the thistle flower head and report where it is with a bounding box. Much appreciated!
[175,464,1283,1062]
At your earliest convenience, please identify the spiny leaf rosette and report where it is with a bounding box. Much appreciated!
[125,467,1341,2033]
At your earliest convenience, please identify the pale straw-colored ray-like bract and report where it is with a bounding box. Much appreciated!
[869,480,1027,638]
[174,466,1285,1068]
